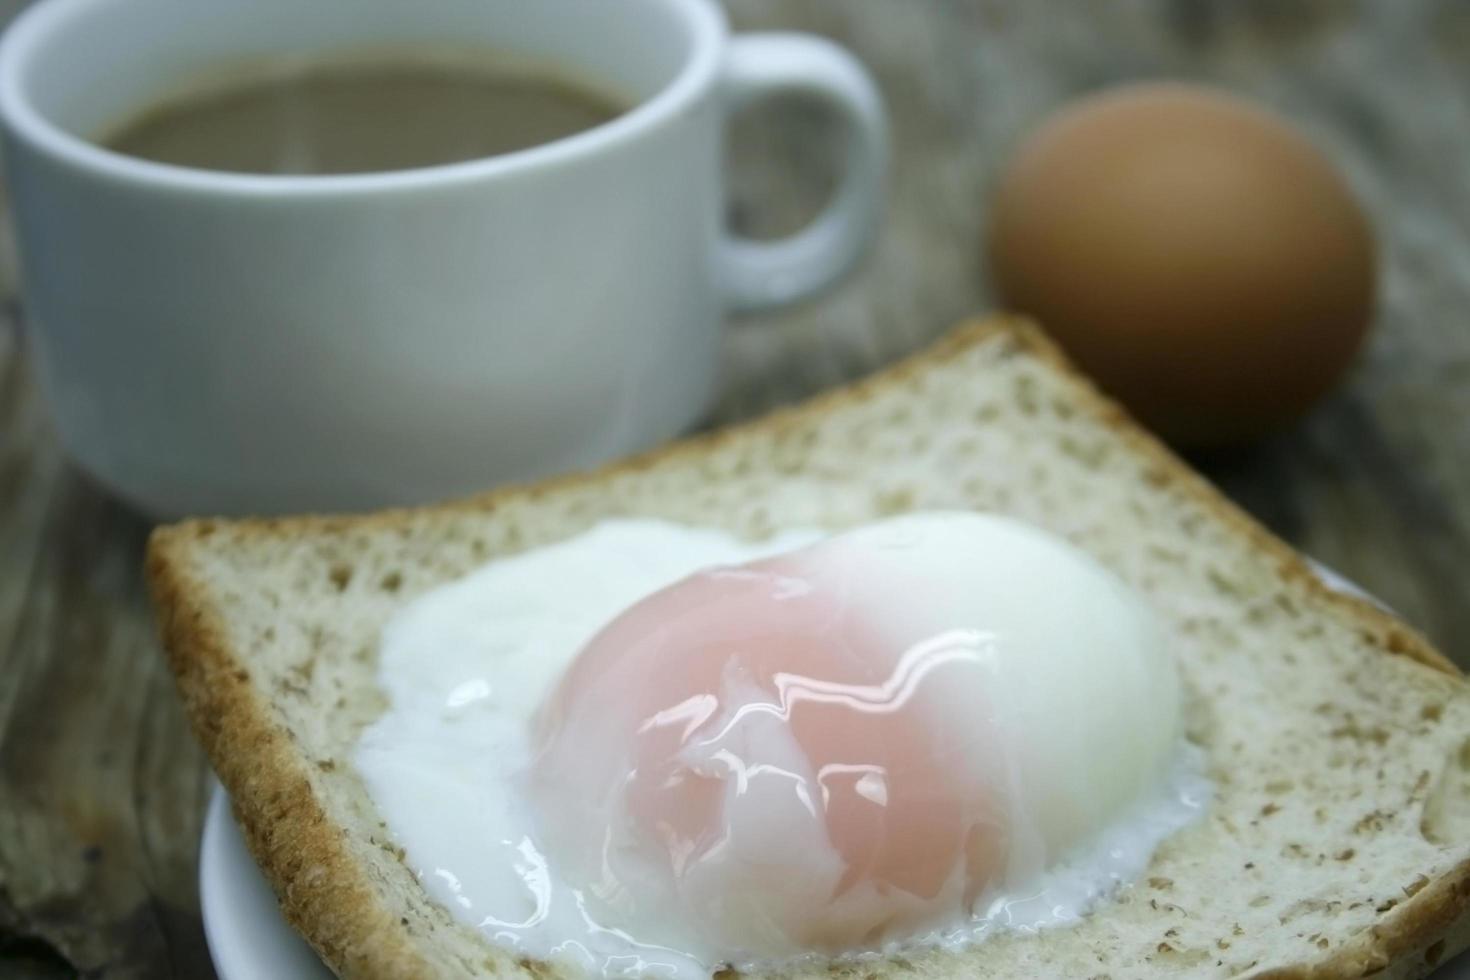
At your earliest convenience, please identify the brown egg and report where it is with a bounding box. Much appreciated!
[988,83,1376,447]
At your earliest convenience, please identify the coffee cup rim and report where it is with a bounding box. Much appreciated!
[0,0,728,196]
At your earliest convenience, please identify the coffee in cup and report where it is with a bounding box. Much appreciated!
[102,49,629,176]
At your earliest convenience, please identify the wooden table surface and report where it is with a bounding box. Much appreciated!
[3,1,1469,976]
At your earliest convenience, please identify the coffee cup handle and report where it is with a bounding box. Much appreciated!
[719,34,888,312]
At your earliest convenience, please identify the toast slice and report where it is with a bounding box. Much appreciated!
[148,317,1470,980]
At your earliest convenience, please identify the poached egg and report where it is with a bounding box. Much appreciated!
[355,512,1204,977]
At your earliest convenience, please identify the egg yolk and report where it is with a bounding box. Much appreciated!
[528,551,1008,955]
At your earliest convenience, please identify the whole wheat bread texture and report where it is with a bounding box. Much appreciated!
[149,318,1470,980]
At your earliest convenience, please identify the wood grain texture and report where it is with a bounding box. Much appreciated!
[1,0,1467,976]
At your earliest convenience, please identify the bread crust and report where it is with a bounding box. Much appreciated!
[149,543,431,977]
[147,316,1469,979]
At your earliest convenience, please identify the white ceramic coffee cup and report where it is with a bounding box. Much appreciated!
[0,0,885,516]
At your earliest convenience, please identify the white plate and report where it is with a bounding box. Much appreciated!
[199,564,1469,980]
[201,789,334,980]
